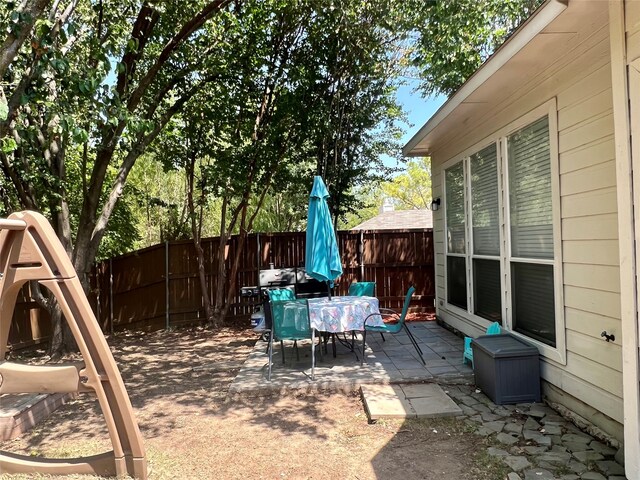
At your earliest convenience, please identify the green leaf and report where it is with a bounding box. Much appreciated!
[1,138,17,154]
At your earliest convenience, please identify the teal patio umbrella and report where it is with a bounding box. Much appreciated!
[305,176,343,297]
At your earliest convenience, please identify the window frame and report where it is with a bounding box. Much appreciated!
[443,160,469,311]
[468,142,504,324]
[441,99,565,364]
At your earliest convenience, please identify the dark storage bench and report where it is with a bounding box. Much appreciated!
[472,334,541,405]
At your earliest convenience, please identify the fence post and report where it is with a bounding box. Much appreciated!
[165,240,170,330]
[256,233,262,287]
[109,258,114,335]
[359,230,364,280]
[95,262,101,330]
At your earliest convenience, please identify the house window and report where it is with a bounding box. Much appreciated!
[445,162,467,310]
[507,116,555,346]
[470,144,501,323]
[443,109,559,350]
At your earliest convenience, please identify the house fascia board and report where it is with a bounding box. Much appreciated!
[402,0,568,157]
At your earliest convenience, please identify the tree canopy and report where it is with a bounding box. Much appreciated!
[0,0,543,343]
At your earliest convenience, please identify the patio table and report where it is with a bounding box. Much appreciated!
[304,296,384,378]
[307,295,384,332]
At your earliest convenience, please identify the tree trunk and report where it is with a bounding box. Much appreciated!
[47,304,75,360]
[211,196,229,327]
[185,149,215,325]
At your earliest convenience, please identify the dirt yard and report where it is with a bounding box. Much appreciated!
[1,327,507,480]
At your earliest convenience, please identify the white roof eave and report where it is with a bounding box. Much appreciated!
[403,0,569,157]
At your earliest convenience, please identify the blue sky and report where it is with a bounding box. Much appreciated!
[390,82,447,169]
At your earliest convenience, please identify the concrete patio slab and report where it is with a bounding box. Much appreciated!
[228,321,474,396]
[361,384,416,419]
[361,383,463,421]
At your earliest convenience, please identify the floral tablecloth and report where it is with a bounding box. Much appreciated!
[307,295,384,332]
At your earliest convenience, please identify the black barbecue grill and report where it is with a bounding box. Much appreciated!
[240,267,329,334]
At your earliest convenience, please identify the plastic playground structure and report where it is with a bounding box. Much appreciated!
[0,211,147,479]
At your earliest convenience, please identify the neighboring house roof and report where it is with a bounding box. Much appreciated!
[352,209,432,230]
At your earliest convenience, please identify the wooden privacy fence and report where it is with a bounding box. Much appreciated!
[9,229,434,345]
[95,228,434,333]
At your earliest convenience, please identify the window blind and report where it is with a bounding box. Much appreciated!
[445,162,465,254]
[473,258,502,323]
[447,256,467,310]
[507,116,553,259]
[512,262,556,346]
[471,144,499,256]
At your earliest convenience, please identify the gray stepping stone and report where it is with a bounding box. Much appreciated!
[507,473,522,480]
[595,460,625,476]
[563,441,591,453]
[588,441,617,457]
[458,395,478,406]
[474,403,492,414]
[522,446,548,455]
[475,426,494,437]
[549,435,564,445]
[558,475,579,480]
[572,450,604,463]
[535,461,556,471]
[615,448,624,465]
[567,459,587,474]
[459,404,477,416]
[527,408,548,419]
[497,432,519,445]
[541,414,565,424]
[503,456,531,472]
[493,405,513,416]
[608,477,628,480]
[536,451,571,465]
[487,447,510,457]
[523,430,552,446]
[539,424,562,435]
[550,445,568,453]
[562,433,591,444]
[471,392,493,405]
[481,412,503,422]
[523,468,555,480]
[504,422,523,435]
[524,417,541,430]
[468,414,483,424]
[484,420,506,433]
[581,472,606,480]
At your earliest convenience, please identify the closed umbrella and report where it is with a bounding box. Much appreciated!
[305,176,342,297]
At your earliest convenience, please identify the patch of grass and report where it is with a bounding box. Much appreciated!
[407,416,471,435]
[553,464,571,476]
[471,449,512,480]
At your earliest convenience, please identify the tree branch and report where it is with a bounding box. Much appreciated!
[0,0,51,78]
[125,0,233,112]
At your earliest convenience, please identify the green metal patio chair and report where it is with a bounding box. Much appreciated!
[266,287,296,302]
[348,281,375,297]
[463,322,501,368]
[267,299,316,381]
[361,286,425,365]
